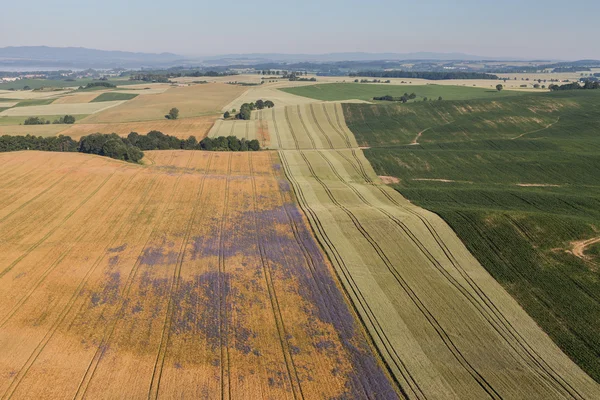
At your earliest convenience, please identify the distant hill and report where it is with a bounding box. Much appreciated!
[0,46,184,69]
[200,52,524,64]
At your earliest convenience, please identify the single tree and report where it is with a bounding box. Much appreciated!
[166,107,179,120]
[224,111,231,119]
[496,84,503,92]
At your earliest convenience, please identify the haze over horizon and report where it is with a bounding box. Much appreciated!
[1,0,599,60]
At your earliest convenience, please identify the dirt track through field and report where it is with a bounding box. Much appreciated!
[266,103,600,399]
[0,150,397,399]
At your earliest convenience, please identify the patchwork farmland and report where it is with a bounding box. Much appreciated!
[0,150,396,399]
[1,75,599,399]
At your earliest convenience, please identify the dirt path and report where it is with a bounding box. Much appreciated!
[569,236,600,260]
[511,116,560,140]
[410,127,431,145]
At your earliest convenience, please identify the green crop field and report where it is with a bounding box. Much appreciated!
[343,90,600,382]
[90,92,138,102]
[12,98,56,108]
[281,82,527,102]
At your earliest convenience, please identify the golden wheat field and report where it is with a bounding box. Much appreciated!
[0,150,398,399]
[58,116,217,140]
[80,84,246,124]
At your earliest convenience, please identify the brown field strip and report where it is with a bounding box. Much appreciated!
[0,150,398,399]
[80,83,246,124]
[58,116,217,140]
[272,103,600,398]
[51,92,102,104]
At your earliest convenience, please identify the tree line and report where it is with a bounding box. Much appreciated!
[129,71,234,82]
[24,115,76,125]
[549,81,600,91]
[79,82,116,89]
[349,71,499,80]
[0,130,261,164]
[373,93,417,102]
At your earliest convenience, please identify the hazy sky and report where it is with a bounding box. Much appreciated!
[1,0,599,59]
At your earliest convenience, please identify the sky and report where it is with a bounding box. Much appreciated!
[1,0,599,60]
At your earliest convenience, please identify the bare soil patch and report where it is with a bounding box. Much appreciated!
[379,175,400,184]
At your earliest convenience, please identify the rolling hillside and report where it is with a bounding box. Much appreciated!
[343,90,600,383]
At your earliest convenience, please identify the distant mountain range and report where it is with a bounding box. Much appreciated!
[0,46,184,69]
[200,52,524,64]
[0,46,553,70]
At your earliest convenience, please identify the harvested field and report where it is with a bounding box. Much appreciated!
[207,119,263,144]
[58,116,216,140]
[81,84,246,124]
[52,92,102,104]
[273,103,600,398]
[0,124,67,137]
[0,100,125,117]
[0,150,397,399]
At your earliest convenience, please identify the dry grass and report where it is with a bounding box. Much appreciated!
[58,116,217,139]
[81,83,246,124]
[0,101,125,117]
[0,150,396,399]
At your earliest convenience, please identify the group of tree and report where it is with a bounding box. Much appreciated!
[198,136,260,151]
[1,130,261,164]
[78,133,144,162]
[549,81,600,91]
[24,115,76,125]
[0,134,78,153]
[235,100,275,120]
[80,82,116,90]
[125,130,260,152]
[373,92,418,103]
[355,79,391,83]
[349,71,499,80]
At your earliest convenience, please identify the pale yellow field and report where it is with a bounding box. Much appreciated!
[80,83,246,124]
[51,92,102,104]
[0,102,18,108]
[0,124,67,137]
[0,89,71,100]
[58,116,216,139]
[0,100,125,117]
